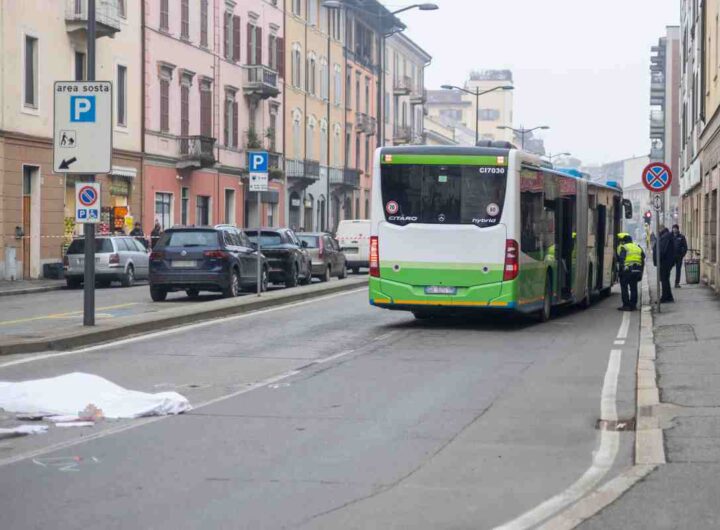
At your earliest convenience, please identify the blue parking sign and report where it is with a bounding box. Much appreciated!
[248,152,269,173]
[70,95,96,122]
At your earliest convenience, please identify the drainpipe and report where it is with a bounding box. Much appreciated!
[140,0,146,225]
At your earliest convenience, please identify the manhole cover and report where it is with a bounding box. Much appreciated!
[596,418,636,432]
[654,324,697,345]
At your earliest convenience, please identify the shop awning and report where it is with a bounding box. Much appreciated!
[111,166,137,179]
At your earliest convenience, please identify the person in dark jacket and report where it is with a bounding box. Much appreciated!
[653,226,676,302]
[671,224,688,288]
[129,223,148,249]
[150,220,162,249]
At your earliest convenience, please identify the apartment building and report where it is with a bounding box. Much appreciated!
[143,0,285,232]
[426,70,514,146]
[0,0,142,280]
[385,32,431,146]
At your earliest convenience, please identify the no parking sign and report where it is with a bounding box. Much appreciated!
[75,182,101,223]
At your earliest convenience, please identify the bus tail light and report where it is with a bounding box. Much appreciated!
[503,239,519,281]
[369,236,380,277]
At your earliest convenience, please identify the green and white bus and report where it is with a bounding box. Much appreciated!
[368,145,630,321]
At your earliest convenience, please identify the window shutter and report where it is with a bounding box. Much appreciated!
[233,16,241,62]
[200,88,212,137]
[256,27,263,65]
[224,13,231,58]
[277,37,285,77]
[247,23,253,65]
[232,101,239,147]
[224,100,230,146]
[268,35,274,70]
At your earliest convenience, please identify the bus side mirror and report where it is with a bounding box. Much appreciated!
[622,199,633,220]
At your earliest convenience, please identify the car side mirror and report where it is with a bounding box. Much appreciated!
[622,199,633,220]
[249,242,258,251]
[301,240,308,248]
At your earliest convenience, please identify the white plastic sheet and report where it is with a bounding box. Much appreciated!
[0,373,191,419]
[0,425,48,437]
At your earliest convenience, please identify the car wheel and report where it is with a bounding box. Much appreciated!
[321,265,331,283]
[261,267,269,292]
[150,286,168,302]
[121,265,135,287]
[338,262,348,279]
[285,264,299,288]
[300,263,312,285]
[186,289,200,299]
[66,277,81,289]
[223,269,240,298]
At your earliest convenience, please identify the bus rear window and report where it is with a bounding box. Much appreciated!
[380,165,507,227]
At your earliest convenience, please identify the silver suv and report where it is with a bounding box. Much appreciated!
[64,236,150,288]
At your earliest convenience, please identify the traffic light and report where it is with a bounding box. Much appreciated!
[644,211,652,225]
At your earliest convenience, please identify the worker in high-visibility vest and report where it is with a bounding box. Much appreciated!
[616,233,645,311]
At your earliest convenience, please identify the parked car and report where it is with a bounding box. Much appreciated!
[148,226,268,301]
[245,228,312,287]
[64,235,149,289]
[297,232,348,282]
[335,220,371,273]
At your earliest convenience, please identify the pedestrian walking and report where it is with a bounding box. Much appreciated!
[671,224,688,288]
[616,233,645,311]
[130,222,148,249]
[150,220,162,249]
[653,226,676,303]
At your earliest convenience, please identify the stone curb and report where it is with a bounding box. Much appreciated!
[0,285,66,298]
[0,278,368,356]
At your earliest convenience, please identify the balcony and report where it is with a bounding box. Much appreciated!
[243,65,280,100]
[355,113,377,136]
[177,136,216,169]
[268,152,283,180]
[330,168,360,189]
[393,126,412,144]
[393,75,413,96]
[410,88,427,105]
[65,0,122,38]
[286,158,319,186]
[305,159,320,179]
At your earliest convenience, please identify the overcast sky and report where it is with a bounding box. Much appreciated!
[392,0,680,165]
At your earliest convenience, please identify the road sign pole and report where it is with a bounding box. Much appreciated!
[655,207,661,313]
[257,192,262,297]
[83,0,97,326]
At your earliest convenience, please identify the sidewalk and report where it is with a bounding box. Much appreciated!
[0,279,65,297]
[580,269,720,529]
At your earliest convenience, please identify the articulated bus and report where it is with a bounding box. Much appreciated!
[368,146,631,321]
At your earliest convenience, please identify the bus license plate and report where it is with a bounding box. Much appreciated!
[425,286,457,295]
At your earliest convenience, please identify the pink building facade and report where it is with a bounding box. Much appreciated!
[143,0,285,231]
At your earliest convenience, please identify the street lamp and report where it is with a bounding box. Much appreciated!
[497,125,550,150]
[441,84,514,145]
[546,152,571,162]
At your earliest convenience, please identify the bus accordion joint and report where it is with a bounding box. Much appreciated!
[503,239,519,281]
[369,236,380,278]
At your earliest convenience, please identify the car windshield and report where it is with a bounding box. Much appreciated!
[246,231,284,247]
[297,235,320,248]
[66,238,114,254]
[159,231,219,248]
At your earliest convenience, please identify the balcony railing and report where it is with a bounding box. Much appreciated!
[330,168,360,188]
[286,159,305,178]
[393,75,413,95]
[410,88,427,105]
[177,136,216,169]
[286,159,320,183]
[304,159,320,179]
[355,112,377,135]
[243,65,280,100]
[66,0,121,37]
[393,126,412,144]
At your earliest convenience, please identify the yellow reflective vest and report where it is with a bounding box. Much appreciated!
[616,242,644,267]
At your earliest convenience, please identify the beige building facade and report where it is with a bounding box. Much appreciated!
[0,0,143,280]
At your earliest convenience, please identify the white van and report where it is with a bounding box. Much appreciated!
[336,220,370,273]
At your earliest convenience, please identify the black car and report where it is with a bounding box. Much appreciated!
[245,228,312,287]
[149,226,269,301]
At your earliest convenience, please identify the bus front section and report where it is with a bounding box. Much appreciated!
[369,148,518,315]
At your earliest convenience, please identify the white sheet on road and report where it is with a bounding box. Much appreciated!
[0,425,48,437]
[0,373,191,419]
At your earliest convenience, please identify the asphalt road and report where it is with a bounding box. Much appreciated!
[0,274,365,341]
[0,288,639,529]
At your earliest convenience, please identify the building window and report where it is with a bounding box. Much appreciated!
[346,69,352,109]
[292,114,302,158]
[181,187,189,225]
[269,105,279,151]
[268,34,278,70]
[345,127,351,166]
[365,136,370,173]
[307,54,317,95]
[384,92,390,123]
[355,73,360,110]
[355,134,360,168]
[200,80,212,137]
[307,119,315,160]
[200,0,208,46]
[478,108,501,121]
[155,192,172,230]
[320,120,328,164]
[196,196,210,226]
[291,44,302,88]
[320,58,329,100]
[333,125,341,166]
[248,22,262,65]
[333,64,341,105]
[160,0,169,31]
[225,12,241,61]
[292,0,302,17]
[181,0,190,39]
[225,189,236,225]
[364,77,370,114]
[224,90,238,147]
[74,51,86,81]
[160,78,170,132]
[24,36,38,108]
[180,81,190,139]
[117,65,127,127]
[118,0,126,18]
[308,0,317,26]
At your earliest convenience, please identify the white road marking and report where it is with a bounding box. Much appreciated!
[0,288,367,370]
[616,311,630,340]
[614,340,625,346]
[495,329,627,529]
